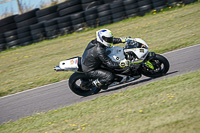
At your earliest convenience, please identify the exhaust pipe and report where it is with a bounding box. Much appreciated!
[53,66,66,71]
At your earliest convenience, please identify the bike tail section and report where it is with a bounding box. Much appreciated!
[54,57,82,72]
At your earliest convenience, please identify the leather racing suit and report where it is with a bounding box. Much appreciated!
[81,38,123,86]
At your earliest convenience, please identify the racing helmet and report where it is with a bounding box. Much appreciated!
[96,29,113,48]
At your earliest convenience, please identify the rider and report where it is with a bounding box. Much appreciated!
[81,29,130,89]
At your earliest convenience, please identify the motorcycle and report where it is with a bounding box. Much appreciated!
[54,38,170,96]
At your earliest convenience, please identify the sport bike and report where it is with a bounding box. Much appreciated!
[54,38,170,96]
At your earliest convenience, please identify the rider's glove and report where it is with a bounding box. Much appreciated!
[119,60,130,68]
[120,37,131,43]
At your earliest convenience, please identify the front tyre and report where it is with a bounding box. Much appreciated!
[69,72,101,96]
[140,54,170,78]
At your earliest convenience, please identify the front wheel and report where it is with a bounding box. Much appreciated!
[140,54,170,78]
[68,72,101,96]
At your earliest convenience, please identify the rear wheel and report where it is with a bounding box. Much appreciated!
[69,72,101,96]
[140,54,169,78]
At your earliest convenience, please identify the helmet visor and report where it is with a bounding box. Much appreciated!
[103,36,113,43]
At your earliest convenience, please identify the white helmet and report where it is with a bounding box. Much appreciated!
[96,29,114,48]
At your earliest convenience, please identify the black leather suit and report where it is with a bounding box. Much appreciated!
[81,38,122,85]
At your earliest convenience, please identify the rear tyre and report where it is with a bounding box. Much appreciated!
[69,72,101,96]
[140,54,169,78]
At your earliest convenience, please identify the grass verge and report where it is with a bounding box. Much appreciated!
[0,2,200,97]
[0,70,200,132]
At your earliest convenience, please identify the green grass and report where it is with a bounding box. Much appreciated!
[0,2,200,97]
[0,70,199,133]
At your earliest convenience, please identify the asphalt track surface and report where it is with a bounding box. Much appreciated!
[0,44,200,124]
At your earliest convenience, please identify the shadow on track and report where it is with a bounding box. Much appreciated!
[99,71,178,94]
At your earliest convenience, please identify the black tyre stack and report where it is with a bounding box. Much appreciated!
[0,33,6,52]
[82,0,101,11]
[138,0,152,16]
[4,30,19,48]
[1,0,199,53]
[57,16,72,35]
[152,0,167,11]
[70,12,85,31]
[183,0,197,5]
[0,15,18,49]
[0,15,17,33]
[15,9,38,28]
[97,4,112,26]
[167,0,180,7]
[17,26,32,46]
[123,0,139,18]
[44,18,59,39]
[84,7,98,28]
[58,0,82,17]
[110,0,125,23]
[102,0,114,4]
[36,5,58,22]
[30,22,46,43]
[14,9,39,46]
[58,0,83,31]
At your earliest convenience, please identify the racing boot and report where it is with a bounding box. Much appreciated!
[92,79,108,90]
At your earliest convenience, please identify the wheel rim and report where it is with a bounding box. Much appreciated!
[143,59,166,76]
[74,78,91,92]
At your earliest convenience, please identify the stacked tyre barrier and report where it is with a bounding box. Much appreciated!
[15,8,39,47]
[30,22,46,43]
[17,26,32,47]
[58,0,82,17]
[0,15,17,33]
[103,0,115,4]
[57,16,72,35]
[110,1,125,23]
[152,0,167,11]
[0,33,5,51]
[124,0,139,18]
[44,18,59,39]
[0,15,17,50]
[70,12,85,31]
[4,29,18,48]
[138,0,152,16]
[84,7,98,28]
[98,4,112,26]
[0,0,198,52]
[183,0,198,4]
[15,8,38,28]
[82,0,101,10]
[36,5,58,22]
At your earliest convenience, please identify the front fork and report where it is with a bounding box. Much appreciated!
[145,61,154,70]
[143,52,156,70]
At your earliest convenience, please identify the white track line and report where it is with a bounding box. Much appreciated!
[0,80,67,99]
[162,44,200,55]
